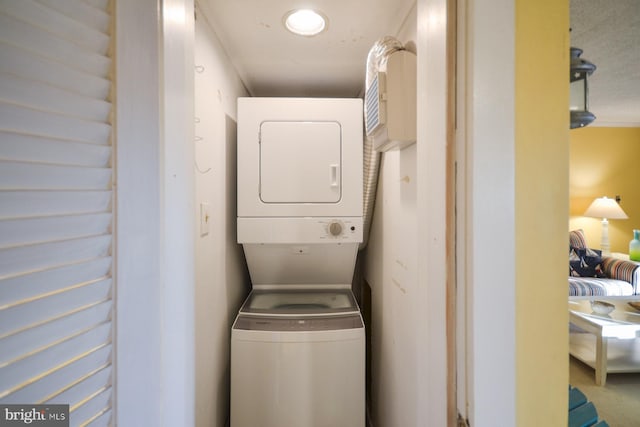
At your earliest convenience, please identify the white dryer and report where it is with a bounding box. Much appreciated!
[232,97,365,427]
[237,97,362,219]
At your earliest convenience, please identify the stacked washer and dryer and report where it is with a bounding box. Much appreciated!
[231,97,365,427]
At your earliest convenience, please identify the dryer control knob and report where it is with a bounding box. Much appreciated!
[329,222,343,236]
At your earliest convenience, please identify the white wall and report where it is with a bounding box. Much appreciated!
[193,6,250,427]
[465,0,518,422]
[116,2,248,425]
[363,6,430,426]
[365,145,419,426]
[116,0,196,425]
[415,0,449,424]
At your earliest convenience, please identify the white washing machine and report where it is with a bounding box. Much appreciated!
[231,290,364,427]
[232,97,365,427]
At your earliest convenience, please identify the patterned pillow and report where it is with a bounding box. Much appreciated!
[569,229,588,251]
[570,246,605,278]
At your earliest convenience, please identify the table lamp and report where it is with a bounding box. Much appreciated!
[583,196,628,255]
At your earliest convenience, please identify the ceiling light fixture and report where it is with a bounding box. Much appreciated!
[283,9,327,36]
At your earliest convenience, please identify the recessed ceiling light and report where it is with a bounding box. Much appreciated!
[283,9,327,36]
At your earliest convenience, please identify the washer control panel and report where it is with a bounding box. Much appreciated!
[237,217,363,243]
[321,219,359,240]
[329,221,343,236]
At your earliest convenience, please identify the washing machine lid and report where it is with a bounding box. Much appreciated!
[239,289,358,316]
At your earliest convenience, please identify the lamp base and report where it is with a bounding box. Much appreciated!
[600,218,611,256]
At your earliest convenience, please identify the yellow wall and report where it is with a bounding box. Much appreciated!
[569,127,640,253]
[516,0,569,424]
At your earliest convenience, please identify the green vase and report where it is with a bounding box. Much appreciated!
[630,229,640,262]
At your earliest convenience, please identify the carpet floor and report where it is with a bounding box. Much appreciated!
[569,356,640,427]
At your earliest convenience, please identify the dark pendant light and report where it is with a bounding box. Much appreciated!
[570,47,596,129]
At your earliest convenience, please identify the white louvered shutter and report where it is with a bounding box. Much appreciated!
[0,0,114,425]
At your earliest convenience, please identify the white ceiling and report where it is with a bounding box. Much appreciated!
[199,0,640,126]
[570,0,640,126]
[198,0,416,98]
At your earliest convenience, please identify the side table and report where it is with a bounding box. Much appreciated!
[569,300,640,386]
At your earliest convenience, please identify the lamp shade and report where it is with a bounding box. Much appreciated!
[583,196,628,219]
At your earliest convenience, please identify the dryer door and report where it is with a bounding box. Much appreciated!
[260,121,341,204]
